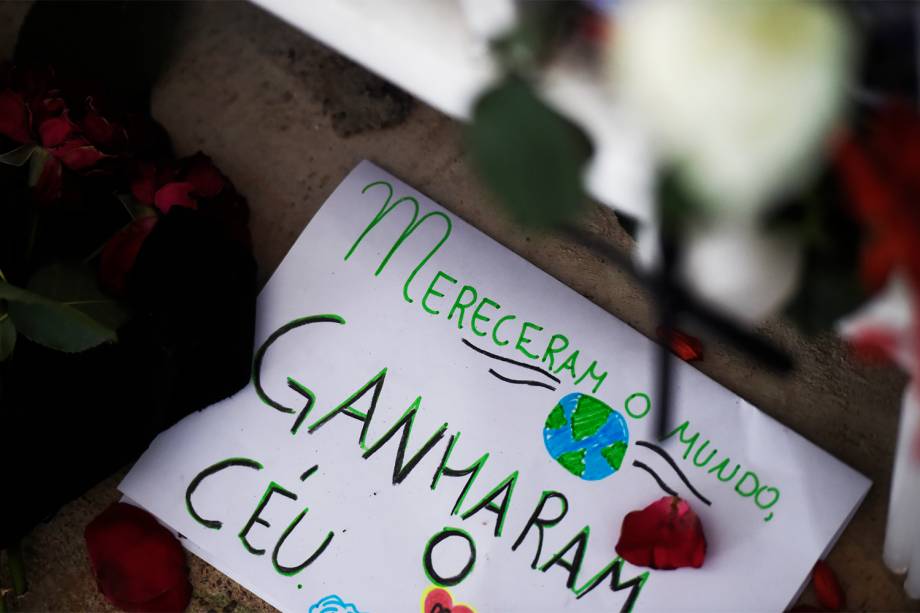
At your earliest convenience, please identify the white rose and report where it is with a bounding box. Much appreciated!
[635,219,802,323]
[612,0,851,217]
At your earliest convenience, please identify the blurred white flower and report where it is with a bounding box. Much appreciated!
[612,0,851,217]
[637,219,802,323]
[681,221,802,323]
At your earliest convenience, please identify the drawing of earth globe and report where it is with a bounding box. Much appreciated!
[543,392,629,480]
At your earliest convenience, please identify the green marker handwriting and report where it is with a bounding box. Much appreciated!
[345,180,610,394]
[665,420,781,522]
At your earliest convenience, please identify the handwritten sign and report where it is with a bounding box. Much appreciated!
[121,161,870,612]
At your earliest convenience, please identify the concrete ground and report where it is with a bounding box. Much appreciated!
[1,1,917,611]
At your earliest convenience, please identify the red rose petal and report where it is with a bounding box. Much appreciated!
[0,89,32,143]
[154,181,197,213]
[99,216,158,295]
[85,502,190,613]
[184,152,225,198]
[51,138,105,170]
[615,496,707,570]
[39,115,77,148]
[130,161,158,205]
[656,327,704,362]
[812,560,845,611]
[82,111,125,150]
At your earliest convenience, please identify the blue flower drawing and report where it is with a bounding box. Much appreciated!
[308,594,365,613]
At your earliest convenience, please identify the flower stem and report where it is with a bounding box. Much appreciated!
[0,588,7,613]
[7,541,26,596]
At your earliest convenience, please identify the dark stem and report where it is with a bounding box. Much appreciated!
[7,540,26,596]
[558,223,793,373]
[654,233,678,440]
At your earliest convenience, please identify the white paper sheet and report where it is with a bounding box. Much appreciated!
[121,161,870,613]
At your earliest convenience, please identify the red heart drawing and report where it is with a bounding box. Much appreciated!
[423,587,475,613]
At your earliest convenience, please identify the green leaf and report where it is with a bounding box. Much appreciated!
[468,76,593,227]
[28,147,53,187]
[0,144,37,167]
[0,316,15,361]
[0,263,127,353]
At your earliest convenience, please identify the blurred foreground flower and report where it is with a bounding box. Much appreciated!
[85,502,191,613]
[612,0,851,218]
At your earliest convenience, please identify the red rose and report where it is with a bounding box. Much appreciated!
[154,182,197,213]
[133,154,228,212]
[835,104,920,292]
[99,215,159,295]
[129,154,251,248]
[615,496,706,570]
[85,502,191,613]
[0,89,32,144]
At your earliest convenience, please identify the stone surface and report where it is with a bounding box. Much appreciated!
[1,1,917,611]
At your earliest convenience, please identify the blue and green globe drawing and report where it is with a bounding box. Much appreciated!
[543,392,629,480]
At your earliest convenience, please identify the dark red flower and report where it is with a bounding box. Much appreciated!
[184,153,225,199]
[834,104,920,293]
[130,160,173,206]
[811,560,845,611]
[154,182,197,213]
[100,215,159,295]
[0,89,32,144]
[129,154,250,248]
[80,96,128,151]
[38,115,75,147]
[85,502,191,613]
[615,496,706,570]
[656,327,703,362]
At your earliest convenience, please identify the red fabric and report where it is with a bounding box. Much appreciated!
[615,496,706,570]
[85,502,191,613]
